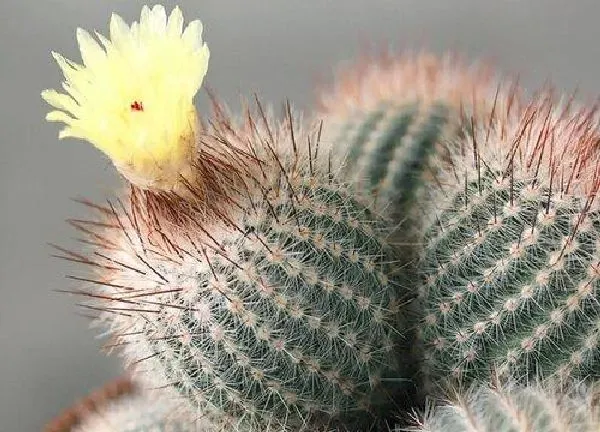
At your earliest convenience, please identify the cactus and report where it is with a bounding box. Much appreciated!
[417,92,600,390]
[45,3,600,429]
[59,101,411,431]
[41,5,412,429]
[408,382,600,432]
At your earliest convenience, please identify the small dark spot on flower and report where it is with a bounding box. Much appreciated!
[130,101,144,111]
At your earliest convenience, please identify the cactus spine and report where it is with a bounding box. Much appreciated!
[409,382,600,432]
[65,105,409,431]
[418,93,600,390]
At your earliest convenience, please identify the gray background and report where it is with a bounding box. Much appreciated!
[2,1,600,430]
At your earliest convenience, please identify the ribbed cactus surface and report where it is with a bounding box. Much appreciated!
[418,94,600,389]
[66,111,409,431]
[325,101,452,220]
[409,383,600,432]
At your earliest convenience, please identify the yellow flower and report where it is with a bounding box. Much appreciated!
[41,5,210,191]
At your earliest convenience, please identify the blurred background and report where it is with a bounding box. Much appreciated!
[2,1,600,430]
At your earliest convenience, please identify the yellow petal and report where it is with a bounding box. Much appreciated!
[148,5,167,35]
[182,20,203,51]
[46,110,74,123]
[51,52,81,83]
[167,6,184,38]
[129,22,139,41]
[109,13,130,50]
[76,28,106,68]
[58,127,79,140]
[41,89,79,114]
[43,5,210,192]
[139,5,151,39]
[189,46,210,94]
[61,82,83,104]
[94,31,112,51]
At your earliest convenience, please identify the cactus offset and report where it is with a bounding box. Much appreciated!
[418,92,600,390]
[409,382,600,432]
[62,103,410,431]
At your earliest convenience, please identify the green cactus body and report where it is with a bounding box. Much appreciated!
[418,95,600,389]
[69,113,409,431]
[410,383,600,432]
